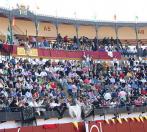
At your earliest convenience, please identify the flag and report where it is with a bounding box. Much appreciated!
[124,118,128,122]
[130,117,135,121]
[117,118,122,124]
[7,25,12,44]
[140,117,144,122]
[114,14,117,21]
[144,116,147,120]
[72,122,79,131]
[12,17,15,26]
[111,119,115,124]
[135,117,140,122]
[105,119,110,124]
[135,16,139,20]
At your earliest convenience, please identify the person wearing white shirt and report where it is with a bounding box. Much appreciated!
[35,72,40,77]
[50,100,60,108]
[110,77,115,84]
[25,90,32,99]
[30,59,37,65]
[40,71,47,77]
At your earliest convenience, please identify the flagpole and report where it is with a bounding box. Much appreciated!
[7,0,13,44]
[94,14,98,45]
[114,14,118,48]
[135,16,139,55]
[55,10,59,38]
[34,6,40,47]
[9,18,13,44]
[74,12,79,44]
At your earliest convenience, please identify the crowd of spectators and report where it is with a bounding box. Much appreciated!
[29,34,123,52]
[13,34,146,57]
[0,55,146,118]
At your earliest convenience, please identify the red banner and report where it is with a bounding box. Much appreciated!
[2,119,147,132]
[10,45,121,60]
[50,50,67,58]
[38,48,51,58]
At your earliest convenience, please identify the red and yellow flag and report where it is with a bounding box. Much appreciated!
[140,117,144,122]
[72,122,79,131]
[135,117,140,122]
[117,118,122,124]
[144,116,147,120]
[124,118,128,122]
[111,119,115,124]
[105,119,110,124]
[130,117,135,121]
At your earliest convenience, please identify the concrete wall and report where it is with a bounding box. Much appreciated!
[138,27,147,39]
[38,22,56,37]
[78,25,96,38]
[58,24,76,38]
[118,27,136,39]
[0,17,147,40]
[14,19,36,36]
[0,17,9,36]
[98,26,116,38]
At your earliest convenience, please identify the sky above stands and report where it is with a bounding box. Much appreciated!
[0,0,147,21]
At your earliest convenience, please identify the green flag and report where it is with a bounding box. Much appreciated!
[7,25,13,44]
[135,16,139,20]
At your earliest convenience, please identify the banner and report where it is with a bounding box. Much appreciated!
[28,49,38,56]
[17,47,26,56]
[16,46,121,59]
[17,47,38,56]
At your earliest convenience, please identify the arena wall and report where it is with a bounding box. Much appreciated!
[1,118,147,132]
[0,17,9,35]
[58,24,76,38]
[78,25,96,38]
[0,17,147,40]
[138,27,147,39]
[98,26,116,38]
[118,27,136,39]
[38,22,57,37]
[14,19,36,36]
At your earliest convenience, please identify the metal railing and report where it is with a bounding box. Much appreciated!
[0,105,146,122]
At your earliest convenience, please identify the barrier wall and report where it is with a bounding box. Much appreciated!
[12,46,121,60]
[1,119,147,132]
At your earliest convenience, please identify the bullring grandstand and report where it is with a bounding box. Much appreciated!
[0,1,146,132]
